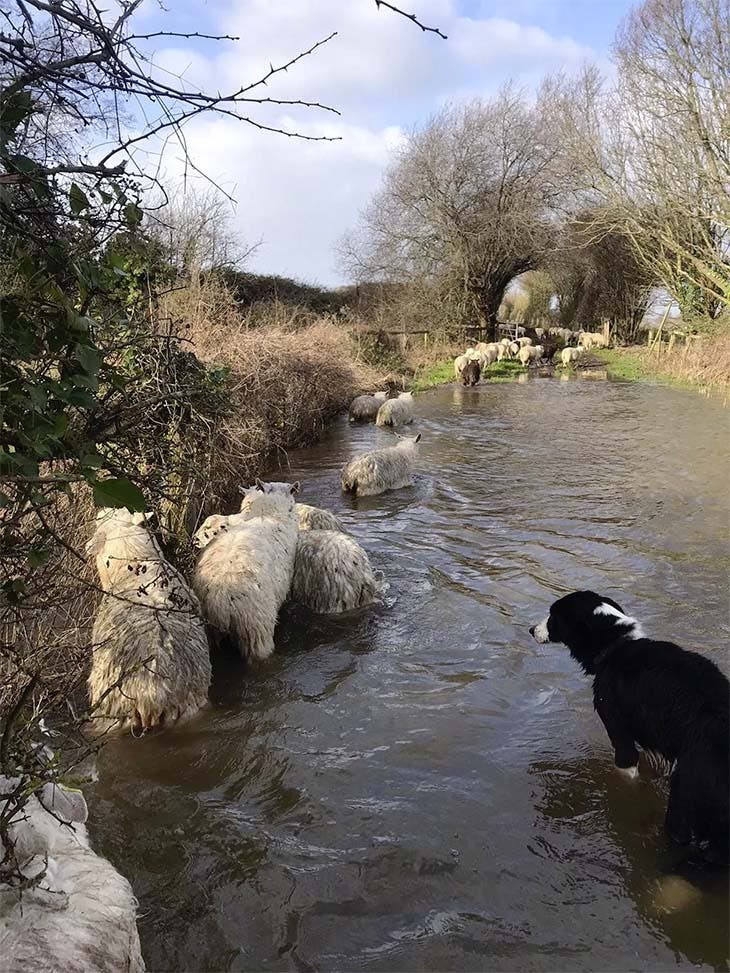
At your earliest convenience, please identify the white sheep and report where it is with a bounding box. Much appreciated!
[290,530,378,613]
[517,337,533,347]
[479,344,498,366]
[87,509,211,735]
[295,503,345,532]
[500,338,512,347]
[341,434,421,497]
[193,481,299,661]
[454,354,469,379]
[509,341,521,357]
[517,345,532,366]
[375,391,414,428]
[496,343,509,361]
[348,391,388,423]
[0,777,145,973]
[560,346,583,366]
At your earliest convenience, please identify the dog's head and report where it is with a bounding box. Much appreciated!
[529,590,644,673]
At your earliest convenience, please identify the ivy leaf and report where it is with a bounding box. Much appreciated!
[76,344,101,376]
[92,477,146,512]
[69,183,90,214]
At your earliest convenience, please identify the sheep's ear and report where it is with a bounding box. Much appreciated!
[255,478,265,491]
[290,481,301,495]
[414,434,422,443]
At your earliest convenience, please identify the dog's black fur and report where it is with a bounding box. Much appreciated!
[530,590,729,864]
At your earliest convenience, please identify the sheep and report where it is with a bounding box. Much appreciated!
[348,391,388,423]
[295,503,345,533]
[496,342,509,361]
[517,337,533,347]
[461,358,481,386]
[290,530,378,614]
[86,508,211,735]
[375,391,414,428]
[500,337,512,347]
[479,344,499,366]
[534,328,545,338]
[0,776,145,973]
[578,330,607,350]
[560,346,583,366]
[193,480,299,661]
[517,345,532,366]
[509,341,521,357]
[454,354,470,379]
[341,434,421,497]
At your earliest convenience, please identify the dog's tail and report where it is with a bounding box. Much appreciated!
[679,712,729,865]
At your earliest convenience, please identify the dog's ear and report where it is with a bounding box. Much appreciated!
[600,595,626,615]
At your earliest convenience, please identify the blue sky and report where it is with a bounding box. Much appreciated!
[133,0,638,285]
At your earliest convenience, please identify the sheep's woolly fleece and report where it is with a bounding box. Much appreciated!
[375,392,414,428]
[87,508,211,734]
[0,777,145,973]
[193,482,299,661]
[291,529,378,614]
[341,434,421,497]
[349,391,388,422]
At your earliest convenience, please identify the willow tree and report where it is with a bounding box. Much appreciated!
[548,0,730,317]
[341,86,565,337]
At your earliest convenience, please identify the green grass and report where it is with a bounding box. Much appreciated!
[409,357,525,391]
[594,348,651,381]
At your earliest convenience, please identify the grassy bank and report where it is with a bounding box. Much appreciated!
[410,358,525,391]
[596,335,730,399]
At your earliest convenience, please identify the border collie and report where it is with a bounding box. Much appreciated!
[529,590,729,864]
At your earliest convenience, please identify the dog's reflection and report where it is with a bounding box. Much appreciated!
[529,754,729,971]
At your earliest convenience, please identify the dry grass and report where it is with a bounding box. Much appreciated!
[645,332,730,395]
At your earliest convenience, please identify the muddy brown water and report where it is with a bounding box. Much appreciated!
[91,375,730,972]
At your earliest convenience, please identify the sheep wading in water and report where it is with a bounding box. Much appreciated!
[87,508,211,735]
[341,434,421,497]
[291,529,379,613]
[375,391,414,428]
[461,358,481,386]
[295,502,345,532]
[349,391,388,423]
[0,777,144,973]
[193,480,299,661]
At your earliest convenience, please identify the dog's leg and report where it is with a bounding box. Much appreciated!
[594,697,640,778]
[665,770,692,846]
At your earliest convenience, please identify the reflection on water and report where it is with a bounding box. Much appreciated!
[90,377,730,972]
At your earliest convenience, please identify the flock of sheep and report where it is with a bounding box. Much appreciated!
[5,332,612,971]
[2,387,428,972]
[454,328,609,384]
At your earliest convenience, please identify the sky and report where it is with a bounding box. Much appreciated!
[131,0,637,286]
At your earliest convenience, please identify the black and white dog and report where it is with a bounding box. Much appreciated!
[530,590,729,864]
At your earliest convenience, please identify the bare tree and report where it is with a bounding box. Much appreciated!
[548,0,730,316]
[341,86,565,338]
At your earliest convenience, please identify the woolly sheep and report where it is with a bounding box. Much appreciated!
[517,345,532,366]
[290,530,378,613]
[480,344,498,365]
[517,337,533,347]
[341,434,421,497]
[454,354,470,379]
[509,341,521,357]
[500,337,512,347]
[560,346,583,366]
[375,391,414,428]
[496,342,509,361]
[86,509,211,735]
[461,358,481,386]
[193,481,299,661]
[349,391,388,423]
[534,328,545,338]
[295,503,345,532]
[0,777,144,973]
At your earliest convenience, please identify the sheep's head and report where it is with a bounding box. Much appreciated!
[374,391,388,401]
[85,509,161,588]
[398,391,414,401]
[395,433,421,449]
[239,480,301,520]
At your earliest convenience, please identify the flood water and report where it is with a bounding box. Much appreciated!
[91,375,730,972]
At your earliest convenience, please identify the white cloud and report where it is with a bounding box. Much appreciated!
[139,0,597,284]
